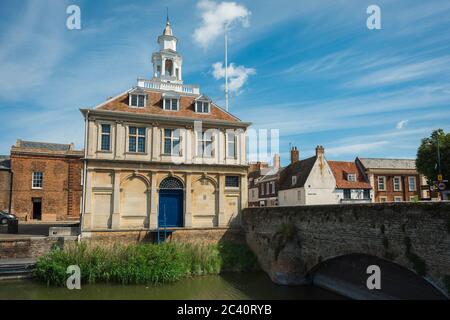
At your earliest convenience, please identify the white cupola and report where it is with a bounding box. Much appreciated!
[151,15,183,84]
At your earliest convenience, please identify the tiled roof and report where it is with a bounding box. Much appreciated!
[328,161,371,189]
[96,89,240,123]
[0,156,10,170]
[259,168,282,182]
[358,158,416,170]
[19,140,72,151]
[278,156,316,190]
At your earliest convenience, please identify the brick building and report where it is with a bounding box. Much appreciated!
[10,140,83,221]
[0,156,11,212]
[328,160,372,203]
[248,154,281,207]
[356,157,429,202]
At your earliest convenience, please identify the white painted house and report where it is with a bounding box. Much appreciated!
[278,146,336,206]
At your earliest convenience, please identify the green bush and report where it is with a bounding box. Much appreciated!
[35,241,258,286]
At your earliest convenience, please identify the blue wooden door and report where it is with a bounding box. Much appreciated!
[158,190,183,227]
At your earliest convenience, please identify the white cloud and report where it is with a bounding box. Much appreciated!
[193,0,251,48]
[212,62,255,93]
[326,141,389,157]
[396,120,409,130]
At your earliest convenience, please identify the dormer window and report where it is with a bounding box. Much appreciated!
[292,176,297,186]
[164,98,178,111]
[128,87,147,107]
[195,95,211,113]
[196,101,210,113]
[346,173,356,182]
[162,93,180,111]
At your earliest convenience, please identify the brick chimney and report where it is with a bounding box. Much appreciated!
[315,145,325,157]
[273,153,280,170]
[290,146,299,164]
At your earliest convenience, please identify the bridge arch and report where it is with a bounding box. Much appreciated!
[305,253,447,299]
[242,202,450,298]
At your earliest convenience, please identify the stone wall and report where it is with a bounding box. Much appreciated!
[0,237,77,259]
[241,202,450,295]
[81,227,245,246]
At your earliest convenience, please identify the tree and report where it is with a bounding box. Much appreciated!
[416,129,450,183]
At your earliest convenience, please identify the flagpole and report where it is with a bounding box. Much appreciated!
[225,22,229,112]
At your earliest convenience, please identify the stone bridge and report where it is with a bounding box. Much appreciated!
[241,202,450,298]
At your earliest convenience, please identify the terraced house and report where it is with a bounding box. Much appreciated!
[81,18,250,231]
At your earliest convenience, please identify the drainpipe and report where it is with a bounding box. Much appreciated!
[80,110,90,237]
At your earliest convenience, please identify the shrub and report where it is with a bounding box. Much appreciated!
[35,241,258,286]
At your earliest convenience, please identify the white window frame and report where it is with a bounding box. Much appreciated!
[394,196,402,202]
[292,176,297,186]
[379,196,387,203]
[163,128,181,156]
[195,100,210,113]
[129,94,146,108]
[226,131,237,159]
[128,126,146,153]
[377,176,386,191]
[99,123,112,152]
[408,176,416,191]
[163,97,179,111]
[32,172,43,189]
[197,131,214,158]
[347,173,356,182]
[393,176,402,191]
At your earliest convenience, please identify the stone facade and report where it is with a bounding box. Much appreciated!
[10,140,83,221]
[81,20,250,231]
[242,202,450,295]
[0,237,76,259]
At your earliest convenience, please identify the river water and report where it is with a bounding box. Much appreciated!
[0,272,343,300]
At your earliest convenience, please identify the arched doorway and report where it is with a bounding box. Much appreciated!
[158,177,183,228]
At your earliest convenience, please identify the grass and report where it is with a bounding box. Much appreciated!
[35,241,259,286]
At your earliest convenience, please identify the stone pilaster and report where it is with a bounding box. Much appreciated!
[111,171,121,229]
[218,174,226,227]
[184,173,193,227]
[150,171,158,229]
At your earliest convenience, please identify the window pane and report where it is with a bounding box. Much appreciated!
[164,129,172,138]
[173,139,180,154]
[138,95,145,107]
[344,189,351,199]
[129,126,136,135]
[364,190,370,199]
[164,99,171,110]
[101,124,110,133]
[129,136,136,152]
[131,95,138,106]
[225,176,239,187]
[138,137,145,152]
[138,127,145,136]
[101,135,110,151]
[164,138,171,154]
[171,99,178,110]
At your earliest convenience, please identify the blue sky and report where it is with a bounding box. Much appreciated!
[0,0,449,166]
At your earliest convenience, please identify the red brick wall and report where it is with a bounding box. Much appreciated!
[0,170,11,212]
[373,174,421,202]
[11,154,83,221]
